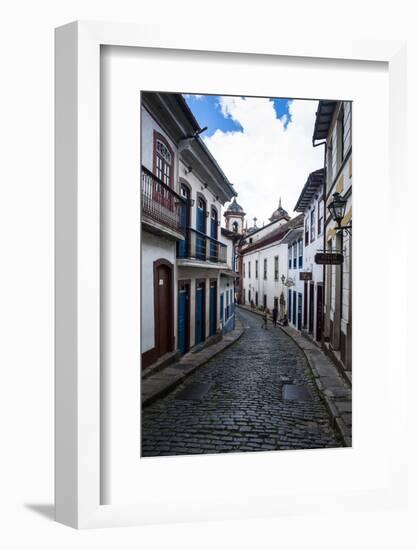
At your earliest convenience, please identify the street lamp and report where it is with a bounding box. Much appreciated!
[327,192,352,234]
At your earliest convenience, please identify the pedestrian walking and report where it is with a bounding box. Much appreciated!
[262,311,268,329]
[272,306,278,326]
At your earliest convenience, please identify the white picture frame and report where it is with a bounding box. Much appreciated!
[55,21,407,529]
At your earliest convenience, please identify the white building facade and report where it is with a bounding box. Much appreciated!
[282,225,305,330]
[313,100,352,373]
[293,168,325,342]
[141,92,236,369]
[238,199,304,320]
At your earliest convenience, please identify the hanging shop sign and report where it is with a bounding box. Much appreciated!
[314,252,344,265]
[299,272,313,281]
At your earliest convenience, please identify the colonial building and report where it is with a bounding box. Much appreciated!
[294,168,325,342]
[223,197,246,305]
[313,100,352,373]
[141,92,236,369]
[282,222,304,330]
[237,198,304,318]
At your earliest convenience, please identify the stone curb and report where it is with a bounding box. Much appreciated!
[278,324,351,447]
[237,305,351,447]
[142,319,245,408]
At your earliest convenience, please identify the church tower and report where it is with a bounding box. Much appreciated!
[268,197,291,226]
[224,196,246,234]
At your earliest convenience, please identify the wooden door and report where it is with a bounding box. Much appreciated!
[155,262,173,357]
[209,280,217,336]
[316,283,323,342]
[178,184,190,258]
[210,209,218,261]
[196,198,206,260]
[297,292,302,330]
[195,280,206,344]
[178,281,190,355]
[309,282,314,333]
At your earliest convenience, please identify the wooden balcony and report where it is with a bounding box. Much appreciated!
[141,166,185,238]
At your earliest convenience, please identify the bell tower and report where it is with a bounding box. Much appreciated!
[224,196,246,235]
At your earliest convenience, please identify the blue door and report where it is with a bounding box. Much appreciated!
[209,281,217,336]
[178,184,189,258]
[297,292,302,330]
[210,209,218,261]
[220,293,224,323]
[195,281,205,344]
[292,290,297,325]
[196,198,206,260]
[178,285,187,354]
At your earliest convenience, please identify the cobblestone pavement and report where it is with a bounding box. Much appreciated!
[141,308,343,456]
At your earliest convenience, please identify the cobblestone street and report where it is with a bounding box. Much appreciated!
[141,307,343,456]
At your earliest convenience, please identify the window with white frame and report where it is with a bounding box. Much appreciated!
[154,133,173,186]
[318,200,323,236]
[310,208,316,242]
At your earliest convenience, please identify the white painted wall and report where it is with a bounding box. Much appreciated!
[179,160,226,233]
[141,106,179,191]
[324,101,353,360]
[287,231,305,327]
[242,241,289,312]
[224,213,244,234]
[141,231,177,353]
[301,187,325,339]
[244,217,287,244]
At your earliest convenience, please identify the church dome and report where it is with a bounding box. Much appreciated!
[225,196,245,215]
[269,198,290,222]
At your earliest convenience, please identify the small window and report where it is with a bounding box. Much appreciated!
[305,218,309,246]
[288,245,292,269]
[310,208,316,242]
[327,137,333,184]
[298,239,303,269]
[255,260,258,279]
[255,291,258,306]
[248,261,251,278]
[263,258,267,280]
[274,256,279,280]
[243,263,246,278]
[318,201,323,236]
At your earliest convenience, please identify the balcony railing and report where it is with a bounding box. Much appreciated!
[178,228,227,264]
[141,166,185,235]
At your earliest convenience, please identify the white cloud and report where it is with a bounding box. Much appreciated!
[184,94,204,100]
[203,96,323,227]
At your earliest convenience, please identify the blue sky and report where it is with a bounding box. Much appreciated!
[184,94,292,137]
[182,94,321,224]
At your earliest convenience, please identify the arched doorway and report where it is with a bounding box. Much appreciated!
[154,259,174,358]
